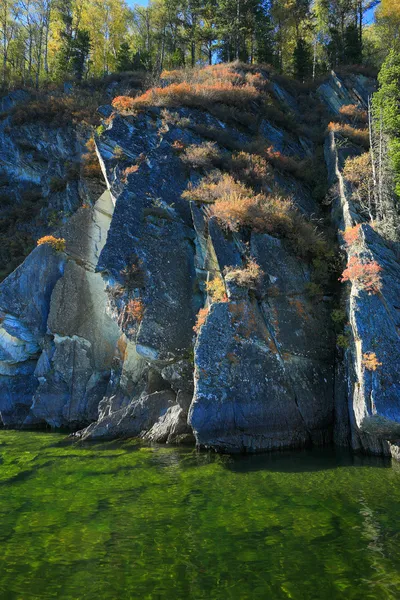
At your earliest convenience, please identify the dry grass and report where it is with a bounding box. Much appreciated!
[224,259,263,290]
[181,142,222,170]
[182,171,247,204]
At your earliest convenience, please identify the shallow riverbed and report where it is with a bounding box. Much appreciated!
[0,431,400,599]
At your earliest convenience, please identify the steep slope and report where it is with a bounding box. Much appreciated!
[320,72,400,458]
[1,64,399,456]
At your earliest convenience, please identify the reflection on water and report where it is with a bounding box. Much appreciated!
[0,432,400,599]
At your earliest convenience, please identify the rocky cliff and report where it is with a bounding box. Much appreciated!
[1,65,399,456]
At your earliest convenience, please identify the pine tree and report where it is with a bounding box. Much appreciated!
[116,41,133,72]
[294,38,312,79]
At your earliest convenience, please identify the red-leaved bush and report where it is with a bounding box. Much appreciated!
[340,256,382,293]
[342,224,362,246]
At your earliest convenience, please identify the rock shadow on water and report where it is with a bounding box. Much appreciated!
[223,446,392,474]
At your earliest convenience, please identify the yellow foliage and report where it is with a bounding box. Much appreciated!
[362,352,382,371]
[37,236,66,252]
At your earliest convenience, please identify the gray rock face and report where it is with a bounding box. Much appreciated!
[189,233,334,452]
[0,245,66,426]
[322,73,400,458]
[0,191,120,429]
[3,68,399,459]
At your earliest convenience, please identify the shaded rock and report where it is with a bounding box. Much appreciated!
[78,390,177,440]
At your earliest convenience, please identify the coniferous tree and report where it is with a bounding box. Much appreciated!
[294,38,312,79]
[116,41,133,71]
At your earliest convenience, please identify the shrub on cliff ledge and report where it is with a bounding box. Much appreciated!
[193,307,209,334]
[181,142,222,170]
[112,81,260,113]
[340,256,382,293]
[224,260,263,290]
[37,236,66,252]
[328,122,369,150]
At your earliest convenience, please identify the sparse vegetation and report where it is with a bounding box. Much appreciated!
[328,122,369,150]
[362,352,382,371]
[37,236,66,252]
[181,142,222,170]
[193,307,209,334]
[224,260,263,290]
[205,276,227,302]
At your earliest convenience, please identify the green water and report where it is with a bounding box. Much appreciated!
[1,433,400,600]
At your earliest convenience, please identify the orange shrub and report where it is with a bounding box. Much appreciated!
[123,165,140,182]
[82,137,103,179]
[362,352,382,371]
[264,146,310,181]
[328,122,369,149]
[340,256,382,293]
[342,224,362,246]
[339,104,367,124]
[112,96,135,112]
[211,190,294,235]
[227,152,274,191]
[37,236,66,252]
[125,299,145,324]
[112,81,260,113]
[193,307,209,334]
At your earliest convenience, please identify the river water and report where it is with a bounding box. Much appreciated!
[0,431,400,599]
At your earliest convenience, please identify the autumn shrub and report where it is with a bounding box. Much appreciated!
[37,235,66,252]
[124,299,145,325]
[182,171,247,204]
[112,81,260,113]
[342,224,362,246]
[193,307,209,334]
[205,276,227,302]
[362,352,382,371]
[184,171,331,262]
[328,122,369,150]
[82,137,103,180]
[224,259,263,290]
[171,140,185,152]
[264,146,312,182]
[339,104,368,125]
[123,164,140,182]
[343,153,374,217]
[226,152,274,191]
[181,142,222,170]
[340,256,382,293]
